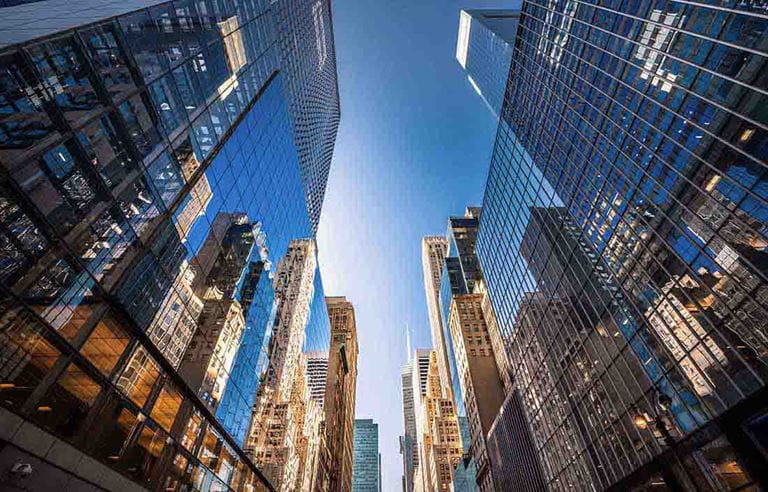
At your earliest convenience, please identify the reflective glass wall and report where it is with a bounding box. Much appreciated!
[0,0,334,489]
[477,0,768,489]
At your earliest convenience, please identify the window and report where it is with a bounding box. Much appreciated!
[0,308,61,408]
[80,313,131,376]
[150,381,183,432]
[116,346,161,407]
[33,362,102,439]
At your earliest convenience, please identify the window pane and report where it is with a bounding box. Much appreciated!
[181,407,203,451]
[150,382,183,432]
[125,423,165,484]
[0,52,55,164]
[34,362,102,439]
[0,307,61,408]
[88,395,139,463]
[80,22,137,102]
[116,346,161,407]
[80,313,131,376]
[27,36,106,128]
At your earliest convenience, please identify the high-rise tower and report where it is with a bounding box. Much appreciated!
[319,296,359,492]
[475,0,768,489]
[421,236,452,396]
[455,9,520,117]
[353,418,382,492]
[0,0,340,489]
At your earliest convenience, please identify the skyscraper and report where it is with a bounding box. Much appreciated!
[421,236,452,396]
[415,351,464,492]
[475,0,768,489]
[247,239,319,490]
[446,294,504,490]
[353,418,382,492]
[306,350,330,405]
[318,295,359,492]
[0,0,339,489]
[455,9,520,117]
[400,358,417,492]
[274,0,341,234]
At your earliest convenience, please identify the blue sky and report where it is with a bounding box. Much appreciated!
[316,0,507,489]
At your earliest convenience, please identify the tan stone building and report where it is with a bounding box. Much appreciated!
[245,239,318,490]
[448,294,505,491]
[316,296,359,492]
[415,351,464,491]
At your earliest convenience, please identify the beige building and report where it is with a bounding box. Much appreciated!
[178,295,245,411]
[246,239,319,491]
[421,236,452,397]
[415,351,464,492]
[448,294,505,491]
[146,259,204,368]
[472,278,512,393]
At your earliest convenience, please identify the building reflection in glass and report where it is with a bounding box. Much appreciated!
[476,0,768,482]
[0,0,337,488]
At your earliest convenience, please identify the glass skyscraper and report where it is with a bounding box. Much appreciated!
[476,0,768,489]
[0,0,338,490]
[353,418,381,492]
[455,9,521,117]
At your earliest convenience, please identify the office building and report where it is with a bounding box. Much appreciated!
[247,239,318,490]
[421,236,453,397]
[316,296,359,492]
[475,0,768,488]
[455,9,520,117]
[432,208,507,490]
[306,350,330,405]
[353,418,381,492]
[274,0,341,234]
[0,0,339,489]
[400,359,417,492]
[447,294,505,490]
[409,349,430,490]
[415,351,464,492]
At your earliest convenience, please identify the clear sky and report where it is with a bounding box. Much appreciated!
[316,1,507,489]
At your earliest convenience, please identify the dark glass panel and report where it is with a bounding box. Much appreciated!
[0,306,61,408]
[33,362,102,439]
[80,22,137,102]
[118,9,167,82]
[124,421,166,484]
[88,395,140,463]
[0,52,55,163]
[27,36,106,128]
[77,113,140,191]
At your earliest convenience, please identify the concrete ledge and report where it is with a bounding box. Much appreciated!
[0,406,148,492]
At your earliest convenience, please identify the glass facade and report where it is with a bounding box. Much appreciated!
[353,418,381,492]
[456,9,520,117]
[0,0,337,490]
[476,0,768,489]
[273,0,340,234]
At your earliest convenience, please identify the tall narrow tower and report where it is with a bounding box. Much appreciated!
[421,236,452,396]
